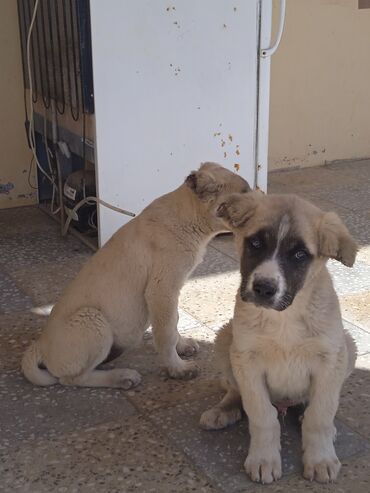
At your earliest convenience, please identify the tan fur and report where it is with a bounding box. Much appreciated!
[22,163,249,388]
[200,192,358,484]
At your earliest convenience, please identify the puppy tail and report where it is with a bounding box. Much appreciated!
[21,340,57,386]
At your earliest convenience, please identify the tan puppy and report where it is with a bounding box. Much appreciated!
[22,163,250,389]
[200,192,357,484]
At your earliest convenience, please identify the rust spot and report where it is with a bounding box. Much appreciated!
[236,149,240,156]
[224,152,227,158]
[228,134,233,142]
[257,164,262,170]
[213,132,221,137]
[234,163,240,171]
[221,140,226,147]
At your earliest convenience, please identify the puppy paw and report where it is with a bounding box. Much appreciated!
[166,360,199,380]
[244,449,282,484]
[113,369,142,390]
[200,406,242,430]
[176,336,200,357]
[303,452,341,483]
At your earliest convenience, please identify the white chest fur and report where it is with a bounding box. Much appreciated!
[232,306,327,403]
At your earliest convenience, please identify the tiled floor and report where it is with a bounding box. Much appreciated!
[0,159,369,492]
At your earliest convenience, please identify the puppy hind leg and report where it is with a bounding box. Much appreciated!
[47,307,141,389]
[200,385,243,430]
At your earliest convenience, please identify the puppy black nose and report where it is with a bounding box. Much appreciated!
[253,279,278,299]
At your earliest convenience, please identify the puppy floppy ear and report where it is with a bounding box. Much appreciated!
[216,191,261,228]
[185,169,222,201]
[318,212,358,267]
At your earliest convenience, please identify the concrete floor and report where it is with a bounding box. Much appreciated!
[0,159,369,492]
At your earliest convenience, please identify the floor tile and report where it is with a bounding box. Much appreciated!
[340,292,370,333]
[337,354,370,441]
[9,259,89,306]
[0,416,217,493]
[120,327,221,413]
[0,369,136,448]
[191,245,239,279]
[180,271,240,328]
[0,206,58,235]
[0,269,34,313]
[357,245,370,265]
[268,166,358,192]
[150,395,369,493]
[327,259,370,296]
[0,230,91,271]
[263,451,370,493]
[0,325,42,371]
[210,235,238,262]
[343,320,370,356]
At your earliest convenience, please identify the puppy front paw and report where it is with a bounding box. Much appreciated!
[244,449,282,484]
[200,406,242,430]
[303,450,341,483]
[176,336,200,357]
[166,360,199,380]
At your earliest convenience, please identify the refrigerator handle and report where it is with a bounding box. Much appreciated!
[260,0,286,58]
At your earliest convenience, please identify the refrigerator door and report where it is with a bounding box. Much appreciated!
[90,0,273,245]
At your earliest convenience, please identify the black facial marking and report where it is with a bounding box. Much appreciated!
[240,228,276,303]
[277,238,313,309]
[240,223,313,311]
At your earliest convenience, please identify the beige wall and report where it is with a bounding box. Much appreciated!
[269,0,370,170]
[0,0,36,209]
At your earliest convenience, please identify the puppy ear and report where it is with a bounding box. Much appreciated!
[318,212,358,267]
[216,191,261,228]
[185,170,222,201]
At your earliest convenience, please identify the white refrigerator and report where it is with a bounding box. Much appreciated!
[89,0,284,245]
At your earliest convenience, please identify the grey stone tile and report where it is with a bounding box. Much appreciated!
[151,395,369,492]
[0,416,217,493]
[343,320,370,356]
[180,245,240,328]
[264,452,370,493]
[340,292,370,333]
[0,206,57,235]
[327,259,370,296]
[121,327,221,412]
[336,210,370,248]
[211,235,238,262]
[178,308,204,332]
[0,269,34,313]
[0,230,91,271]
[10,259,88,306]
[0,325,42,371]
[180,270,240,328]
[0,369,136,448]
[268,166,361,195]
[338,354,370,441]
[357,244,370,265]
[191,244,239,279]
[313,183,370,214]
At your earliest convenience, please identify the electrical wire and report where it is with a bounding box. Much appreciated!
[27,156,37,190]
[62,197,135,237]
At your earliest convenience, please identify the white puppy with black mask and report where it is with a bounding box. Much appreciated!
[200,191,358,485]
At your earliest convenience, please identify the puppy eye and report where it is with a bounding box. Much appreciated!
[294,249,308,260]
[249,236,262,249]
